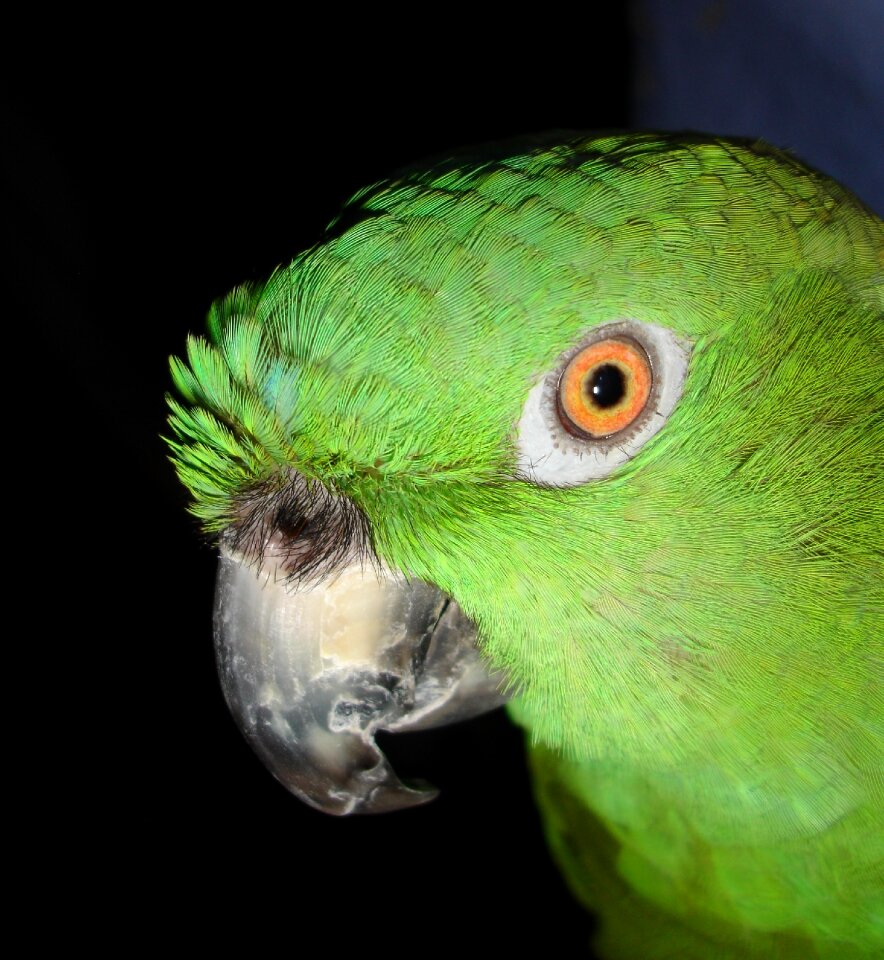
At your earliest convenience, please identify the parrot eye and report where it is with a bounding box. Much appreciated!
[557,337,652,439]
[515,319,692,487]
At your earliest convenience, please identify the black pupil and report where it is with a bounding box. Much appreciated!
[588,364,625,408]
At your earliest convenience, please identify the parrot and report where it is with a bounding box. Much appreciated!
[166,131,883,958]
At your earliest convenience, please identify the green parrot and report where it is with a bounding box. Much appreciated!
[167,132,883,958]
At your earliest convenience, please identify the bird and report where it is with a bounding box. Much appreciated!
[167,131,883,958]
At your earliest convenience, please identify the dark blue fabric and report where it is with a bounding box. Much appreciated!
[634,0,884,214]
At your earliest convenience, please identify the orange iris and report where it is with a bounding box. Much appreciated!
[557,337,652,438]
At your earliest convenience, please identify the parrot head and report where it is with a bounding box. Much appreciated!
[167,132,882,824]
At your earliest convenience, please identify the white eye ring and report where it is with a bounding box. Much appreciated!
[515,319,692,487]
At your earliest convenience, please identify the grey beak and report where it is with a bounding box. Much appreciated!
[214,549,510,815]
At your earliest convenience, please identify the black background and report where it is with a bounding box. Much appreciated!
[8,25,632,951]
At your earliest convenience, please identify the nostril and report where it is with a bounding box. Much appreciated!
[275,504,312,541]
[224,471,375,584]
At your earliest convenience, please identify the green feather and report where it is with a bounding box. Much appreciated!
[167,133,883,956]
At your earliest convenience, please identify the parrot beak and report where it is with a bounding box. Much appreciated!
[214,548,510,815]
